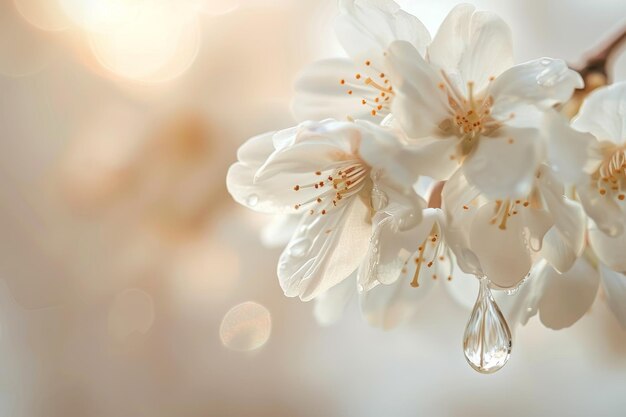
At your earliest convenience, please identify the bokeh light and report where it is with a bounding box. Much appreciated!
[87,4,200,83]
[219,301,272,351]
[13,0,70,31]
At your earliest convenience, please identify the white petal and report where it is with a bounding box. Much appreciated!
[537,167,586,272]
[359,257,435,330]
[359,207,435,289]
[429,4,513,93]
[313,275,356,326]
[572,82,626,145]
[469,201,532,288]
[589,221,626,272]
[355,120,419,187]
[490,58,582,114]
[463,125,543,199]
[260,214,301,248]
[385,40,450,138]
[600,265,626,329]
[226,131,288,213]
[406,136,460,181]
[278,196,371,301]
[335,0,431,68]
[578,183,624,237]
[544,111,598,185]
[292,58,384,122]
[536,257,599,330]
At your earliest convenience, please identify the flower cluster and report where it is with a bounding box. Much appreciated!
[227,0,626,373]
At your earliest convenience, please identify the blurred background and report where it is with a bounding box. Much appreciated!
[1,0,626,416]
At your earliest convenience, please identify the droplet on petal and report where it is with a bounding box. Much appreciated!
[371,187,389,211]
[535,59,568,87]
[463,278,512,374]
[245,194,259,207]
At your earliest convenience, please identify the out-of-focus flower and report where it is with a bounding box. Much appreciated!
[227,119,425,300]
[385,4,582,199]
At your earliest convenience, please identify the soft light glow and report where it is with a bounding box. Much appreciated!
[0,1,52,77]
[170,238,240,314]
[87,3,200,83]
[58,0,145,34]
[219,302,271,351]
[185,0,241,16]
[13,0,70,31]
[108,289,155,341]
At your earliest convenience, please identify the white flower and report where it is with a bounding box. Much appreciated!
[384,4,583,199]
[566,82,626,237]
[292,0,430,122]
[226,119,425,300]
[442,165,586,289]
[314,208,455,329]
[500,82,626,330]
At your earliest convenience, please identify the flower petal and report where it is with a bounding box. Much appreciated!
[278,196,371,301]
[335,0,431,68]
[292,58,384,122]
[544,112,599,185]
[260,214,301,248]
[359,258,435,330]
[589,221,626,272]
[429,4,513,93]
[355,120,418,187]
[536,257,599,330]
[490,58,582,115]
[600,265,626,329]
[359,207,436,290]
[578,183,624,237]
[469,201,532,288]
[537,167,586,272]
[463,125,543,199]
[313,275,356,326]
[385,40,450,138]
[572,82,626,145]
[226,131,292,213]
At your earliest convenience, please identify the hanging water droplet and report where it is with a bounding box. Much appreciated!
[246,194,259,207]
[288,237,310,258]
[463,278,512,374]
[371,187,389,211]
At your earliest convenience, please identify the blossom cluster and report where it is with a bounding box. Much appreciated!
[227,0,626,369]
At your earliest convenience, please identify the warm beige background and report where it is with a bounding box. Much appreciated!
[1,0,626,416]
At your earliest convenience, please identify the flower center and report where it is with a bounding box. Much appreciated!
[292,160,370,216]
[437,74,509,158]
[339,59,395,118]
[595,145,626,201]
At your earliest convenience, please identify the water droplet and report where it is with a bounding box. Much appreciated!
[246,194,259,207]
[463,278,512,374]
[535,59,567,87]
[372,247,378,254]
[288,237,310,258]
[371,187,389,211]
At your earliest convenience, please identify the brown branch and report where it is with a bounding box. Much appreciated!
[575,24,626,82]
